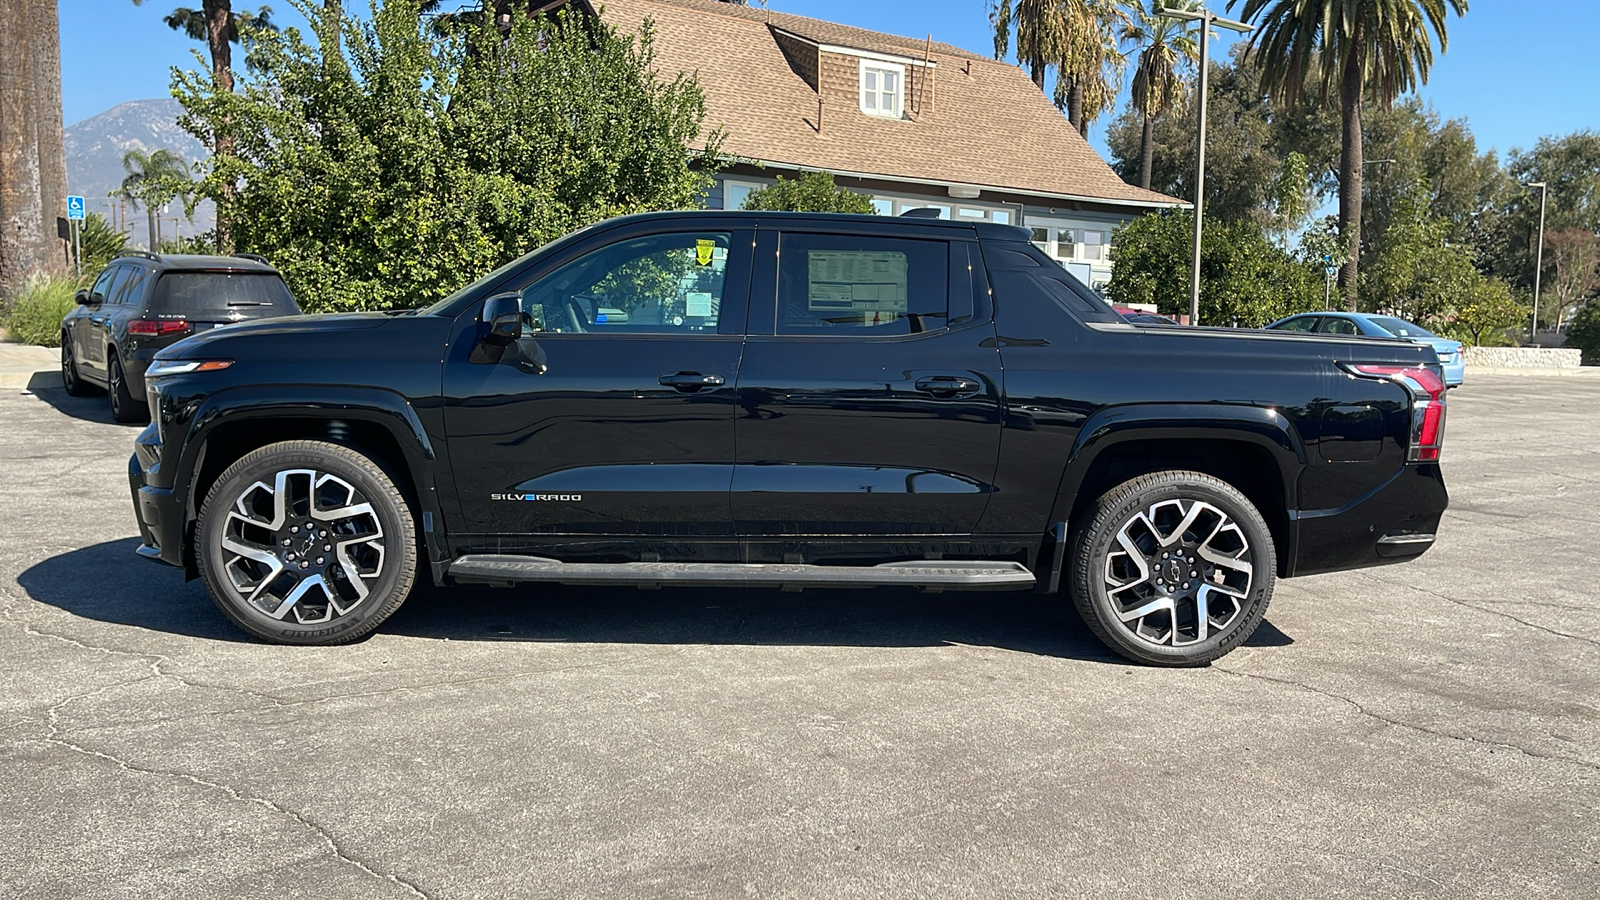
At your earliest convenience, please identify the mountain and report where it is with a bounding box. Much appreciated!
[65,98,214,244]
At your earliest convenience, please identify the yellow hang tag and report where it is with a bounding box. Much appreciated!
[696,239,715,266]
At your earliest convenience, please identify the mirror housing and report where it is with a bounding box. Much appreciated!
[481,292,522,344]
[74,289,92,306]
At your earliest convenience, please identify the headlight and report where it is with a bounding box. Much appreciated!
[144,359,234,377]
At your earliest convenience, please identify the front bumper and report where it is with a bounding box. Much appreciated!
[1290,463,1448,577]
[129,424,185,569]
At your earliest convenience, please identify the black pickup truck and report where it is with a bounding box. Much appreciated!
[128,211,1447,665]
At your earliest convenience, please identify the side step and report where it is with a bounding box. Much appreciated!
[447,556,1036,591]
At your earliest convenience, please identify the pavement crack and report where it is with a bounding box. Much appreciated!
[1353,572,1600,650]
[1213,665,1600,773]
[40,732,433,899]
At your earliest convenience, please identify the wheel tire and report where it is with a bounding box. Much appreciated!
[107,353,148,423]
[1069,471,1276,667]
[196,440,418,645]
[61,337,95,396]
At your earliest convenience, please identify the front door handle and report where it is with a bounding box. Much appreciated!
[659,372,725,392]
[90,316,106,326]
[915,375,981,397]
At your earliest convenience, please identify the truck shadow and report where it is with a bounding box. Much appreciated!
[18,539,1294,662]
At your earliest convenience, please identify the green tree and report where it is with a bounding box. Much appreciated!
[1270,150,1312,247]
[740,172,876,214]
[1120,0,1201,190]
[1106,209,1321,326]
[118,148,193,250]
[1358,179,1479,324]
[1449,277,1522,346]
[1544,229,1600,332]
[989,1,1127,134]
[1230,0,1468,310]
[1565,300,1600,365]
[1483,131,1600,291]
[173,3,722,312]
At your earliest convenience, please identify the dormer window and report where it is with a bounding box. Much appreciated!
[859,60,904,118]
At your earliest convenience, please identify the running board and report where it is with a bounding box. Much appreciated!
[447,556,1036,591]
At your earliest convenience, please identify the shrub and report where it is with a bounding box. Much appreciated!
[1568,301,1600,365]
[2,274,80,347]
[741,172,878,215]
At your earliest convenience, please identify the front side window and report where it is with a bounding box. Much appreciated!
[777,233,947,336]
[1319,317,1359,335]
[1275,316,1319,332]
[860,62,904,118]
[516,232,732,335]
[88,265,118,302]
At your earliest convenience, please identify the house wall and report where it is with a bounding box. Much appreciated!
[707,168,1153,291]
[773,31,819,91]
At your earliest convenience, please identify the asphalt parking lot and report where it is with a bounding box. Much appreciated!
[1,371,1596,899]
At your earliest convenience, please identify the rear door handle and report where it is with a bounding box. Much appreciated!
[915,375,981,397]
[659,372,725,392]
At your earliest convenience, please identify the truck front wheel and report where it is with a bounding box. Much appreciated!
[196,440,417,645]
[1069,471,1275,667]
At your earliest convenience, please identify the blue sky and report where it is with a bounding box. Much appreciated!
[62,0,1599,164]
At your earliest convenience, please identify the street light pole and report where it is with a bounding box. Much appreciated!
[1526,181,1547,341]
[1160,6,1252,326]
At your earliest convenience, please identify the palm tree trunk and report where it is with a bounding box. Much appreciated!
[31,0,66,273]
[1139,111,1154,190]
[1029,59,1045,91]
[205,0,237,253]
[0,0,66,295]
[1338,46,1363,312]
[147,208,158,251]
[1065,80,1087,135]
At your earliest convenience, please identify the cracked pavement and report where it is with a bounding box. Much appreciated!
[1,375,1596,899]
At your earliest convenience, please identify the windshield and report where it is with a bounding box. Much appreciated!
[1367,316,1437,339]
[153,272,298,319]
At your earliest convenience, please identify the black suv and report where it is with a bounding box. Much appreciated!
[129,211,1448,665]
[61,251,299,422]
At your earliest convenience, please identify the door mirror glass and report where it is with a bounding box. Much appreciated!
[482,292,523,344]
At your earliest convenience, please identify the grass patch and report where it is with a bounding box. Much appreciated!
[2,275,80,347]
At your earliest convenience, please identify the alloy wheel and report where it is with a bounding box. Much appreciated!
[1101,498,1255,647]
[218,468,387,624]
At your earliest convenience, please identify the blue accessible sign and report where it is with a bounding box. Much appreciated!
[67,196,85,221]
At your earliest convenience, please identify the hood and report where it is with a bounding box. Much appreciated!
[154,310,395,359]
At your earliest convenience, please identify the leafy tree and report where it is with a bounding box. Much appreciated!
[740,173,876,214]
[1544,229,1600,331]
[1270,151,1312,247]
[118,148,193,250]
[1230,0,1469,311]
[1120,0,1201,190]
[1358,179,1478,324]
[173,3,722,312]
[1449,277,1522,346]
[1565,300,1600,365]
[1483,131,1600,291]
[1106,209,1321,326]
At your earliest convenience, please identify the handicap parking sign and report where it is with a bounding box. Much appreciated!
[67,196,85,220]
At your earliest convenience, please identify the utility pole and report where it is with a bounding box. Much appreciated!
[1159,6,1252,326]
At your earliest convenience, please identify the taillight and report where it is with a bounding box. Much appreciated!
[1343,364,1447,463]
[128,318,191,336]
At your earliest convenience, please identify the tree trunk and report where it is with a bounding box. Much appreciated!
[1139,111,1154,190]
[1338,45,1363,312]
[205,0,236,253]
[1029,59,1045,91]
[1065,80,1086,136]
[147,208,158,251]
[0,0,66,296]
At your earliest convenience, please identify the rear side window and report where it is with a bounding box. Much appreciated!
[151,272,299,318]
[114,268,149,306]
[1319,317,1359,336]
[981,241,1121,324]
[101,266,133,306]
[777,233,948,336]
[1274,316,1319,332]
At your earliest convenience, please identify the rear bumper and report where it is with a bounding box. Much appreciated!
[1289,463,1448,576]
[1441,357,1465,386]
[129,429,185,568]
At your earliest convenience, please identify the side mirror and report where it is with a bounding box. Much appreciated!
[75,289,92,306]
[481,292,522,344]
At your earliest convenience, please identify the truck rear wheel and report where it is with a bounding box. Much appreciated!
[196,440,417,645]
[1069,471,1275,667]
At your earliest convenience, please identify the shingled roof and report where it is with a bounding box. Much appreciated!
[595,0,1181,208]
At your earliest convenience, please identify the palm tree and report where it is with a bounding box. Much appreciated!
[989,0,1126,135]
[0,0,67,295]
[1121,0,1201,189]
[1230,0,1467,310]
[132,2,274,252]
[120,149,193,251]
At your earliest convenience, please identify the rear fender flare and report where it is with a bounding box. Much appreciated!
[1048,404,1307,526]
